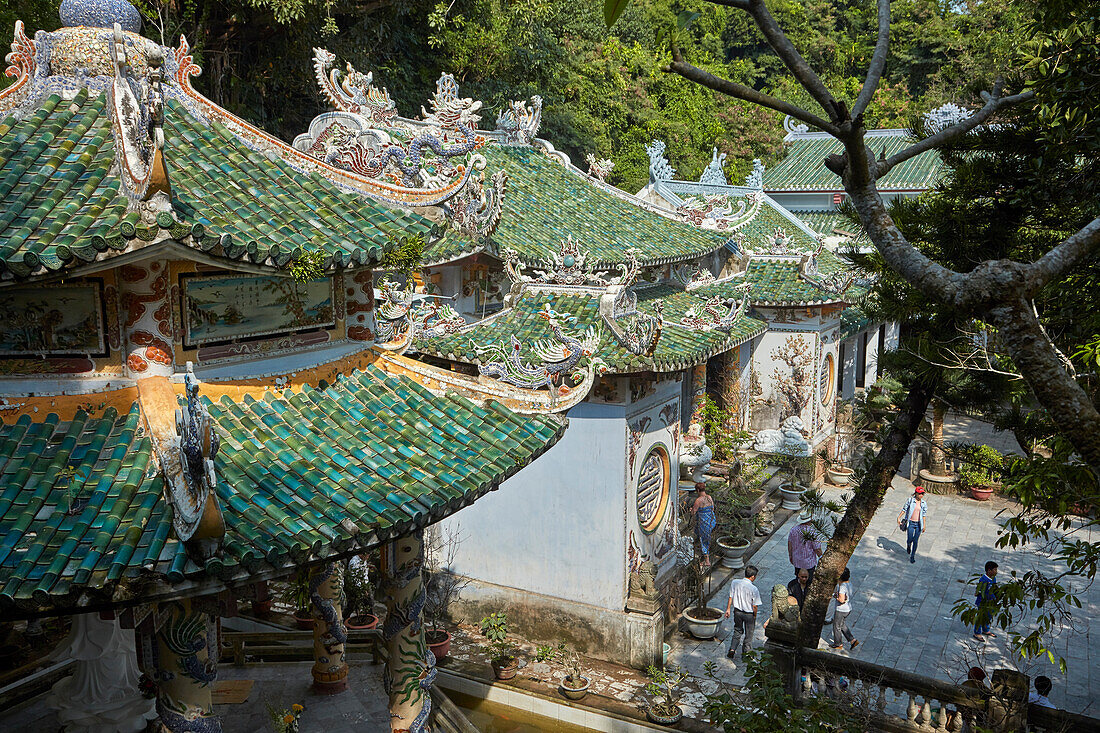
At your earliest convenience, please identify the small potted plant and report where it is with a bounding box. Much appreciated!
[343,558,378,630]
[713,494,753,570]
[958,445,1003,501]
[535,642,590,700]
[424,526,470,661]
[479,612,518,680]
[285,573,313,630]
[778,453,812,511]
[267,702,304,733]
[680,561,723,639]
[644,664,686,725]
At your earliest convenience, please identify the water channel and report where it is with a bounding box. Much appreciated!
[451,691,597,732]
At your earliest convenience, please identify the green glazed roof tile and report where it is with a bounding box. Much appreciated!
[764,131,943,192]
[424,145,731,267]
[0,369,564,616]
[415,286,766,374]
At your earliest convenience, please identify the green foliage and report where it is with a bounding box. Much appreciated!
[341,560,373,619]
[478,611,515,662]
[644,664,686,716]
[534,641,586,685]
[714,489,752,544]
[288,249,325,282]
[702,653,847,732]
[699,394,750,461]
[378,233,425,275]
[284,572,312,614]
[955,444,1004,489]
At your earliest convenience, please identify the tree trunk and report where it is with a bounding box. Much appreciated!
[798,376,939,650]
[930,399,947,476]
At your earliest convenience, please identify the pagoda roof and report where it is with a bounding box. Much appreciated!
[422,145,732,268]
[414,284,765,375]
[744,247,865,307]
[0,365,564,617]
[763,129,943,193]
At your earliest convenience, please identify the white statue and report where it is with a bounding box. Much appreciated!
[48,613,157,733]
[754,416,811,456]
[679,423,713,483]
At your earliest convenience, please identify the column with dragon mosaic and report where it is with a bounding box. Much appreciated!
[680,364,712,483]
[380,531,435,733]
[310,561,349,694]
[119,261,174,378]
[152,599,221,733]
[345,269,377,343]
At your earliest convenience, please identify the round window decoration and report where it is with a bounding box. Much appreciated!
[637,445,672,533]
[820,353,835,406]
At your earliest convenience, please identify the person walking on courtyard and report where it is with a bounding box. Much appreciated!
[691,484,717,569]
[973,561,999,641]
[724,565,762,659]
[898,486,927,563]
[788,509,824,581]
[829,567,859,650]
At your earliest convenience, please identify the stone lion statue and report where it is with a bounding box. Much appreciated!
[754,416,811,456]
[771,583,800,624]
[626,560,659,614]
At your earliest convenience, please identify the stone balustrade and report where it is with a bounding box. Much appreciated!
[763,621,1100,733]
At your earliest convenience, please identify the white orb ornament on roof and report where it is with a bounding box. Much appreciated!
[60,0,143,32]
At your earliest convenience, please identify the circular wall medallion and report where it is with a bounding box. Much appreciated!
[637,445,672,533]
[820,352,835,406]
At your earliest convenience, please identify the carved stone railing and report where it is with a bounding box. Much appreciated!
[762,622,1100,733]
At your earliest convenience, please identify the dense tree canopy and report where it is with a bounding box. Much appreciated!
[2,0,1027,192]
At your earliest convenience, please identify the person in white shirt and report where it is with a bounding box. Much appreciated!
[829,567,859,650]
[724,565,762,659]
[1029,676,1055,708]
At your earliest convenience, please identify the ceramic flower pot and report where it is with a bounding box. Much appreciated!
[826,466,854,486]
[646,704,683,726]
[427,629,451,661]
[970,486,994,501]
[345,614,378,631]
[294,610,315,631]
[682,606,723,640]
[491,657,518,680]
[779,484,806,511]
[715,536,750,570]
[560,675,590,700]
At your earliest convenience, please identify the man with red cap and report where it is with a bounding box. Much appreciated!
[897,487,927,563]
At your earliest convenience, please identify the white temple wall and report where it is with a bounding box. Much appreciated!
[442,400,628,610]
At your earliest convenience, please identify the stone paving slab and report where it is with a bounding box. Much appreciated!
[668,475,1100,716]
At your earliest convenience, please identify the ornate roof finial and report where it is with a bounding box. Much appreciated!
[923,103,970,133]
[645,140,676,183]
[585,153,614,182]
[60,0,142,32]
[699,148,727,186]
[744,159,765,189]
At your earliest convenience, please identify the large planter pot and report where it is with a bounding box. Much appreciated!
[251,598,273,615]
[646,704,683,726]
[970,486,994,501]
[560,676,590,701]
[682,606,723,640]
[826,466,854,486]
[779,483,806,511]
[293,610,314,631]
[427,629,451,661]
[491,657,518,680]
[715,536,750,570]
[346,614,378,631]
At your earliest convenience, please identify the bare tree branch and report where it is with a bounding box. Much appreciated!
[667,58,839,135]
[851,0,891,120]
[741,0,841,120]
[878,85,1035,177]
[703,0,751,8]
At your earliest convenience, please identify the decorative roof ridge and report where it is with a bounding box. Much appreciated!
[782,115,913,142]
[169,37,474,208]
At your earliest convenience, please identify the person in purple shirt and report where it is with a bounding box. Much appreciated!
[788,509,824,581]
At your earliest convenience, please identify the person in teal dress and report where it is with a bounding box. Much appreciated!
[692,484,717,568]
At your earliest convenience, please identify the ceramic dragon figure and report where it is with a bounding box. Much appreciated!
[312,48,398,124]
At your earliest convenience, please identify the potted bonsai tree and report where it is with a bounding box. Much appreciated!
[479,612,518,680]
[778,453,813,511]
[343,556,378,630]
[424,526,470,661]
[958,445,1004,501]
[644,664,686,725]
[680,559,723,639]
[535,642,590,700]
[713,494,753,570]
[285,572,313,630]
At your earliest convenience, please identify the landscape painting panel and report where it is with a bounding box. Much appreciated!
[0,283,105,355]
[184,274,335,346]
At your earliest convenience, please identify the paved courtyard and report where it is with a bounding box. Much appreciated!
[668,476,1100,716]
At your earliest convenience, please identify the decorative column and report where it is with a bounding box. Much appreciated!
[345,269,377,343]
[380,531,435,733]
[679,363,712,483]
[152,599,221,733]
[47,612,157,733]
[119,261,174,378]
[309,561,349,694]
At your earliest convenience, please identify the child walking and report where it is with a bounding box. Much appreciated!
[830,567,859,650]
[973,561,999,641]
